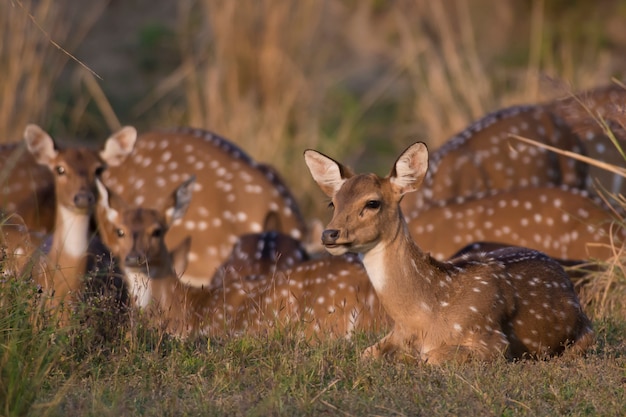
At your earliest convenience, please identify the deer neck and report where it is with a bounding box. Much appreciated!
[47,205,91,282]
[359,214,445,320]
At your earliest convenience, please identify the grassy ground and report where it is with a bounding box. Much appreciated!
[2,283,625,417]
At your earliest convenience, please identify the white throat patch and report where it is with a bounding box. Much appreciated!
[126,269,152,309]
[360,244,387,293]
[57,206,90,258]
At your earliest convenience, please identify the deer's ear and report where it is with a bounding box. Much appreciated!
[99,126,137,167]
[24,124,58,167]
[95,178,123,225]
[262,210,282,232]
[165,175,195,226]
[171,237,192,278]
[389,142,429,196]
[304,150,352,197]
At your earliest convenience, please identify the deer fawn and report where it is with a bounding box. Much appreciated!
[400,105,587,217]
[407,185,619,262]
[24,124,137,318]
[103,127,307,288]
[305,142,594,364]
[96,178,388,339]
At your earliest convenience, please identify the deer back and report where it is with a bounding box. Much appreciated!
[408,185,619,261]
[103,127,307,288]
[401,105,588,217]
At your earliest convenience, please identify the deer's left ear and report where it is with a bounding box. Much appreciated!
[165,175,196,227]
[389,142,429,196]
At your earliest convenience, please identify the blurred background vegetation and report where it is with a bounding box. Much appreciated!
[2,0,626,218]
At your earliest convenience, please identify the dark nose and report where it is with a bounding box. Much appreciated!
[74,190,95,209]
[321,229,340,245]
[125,252,146,267]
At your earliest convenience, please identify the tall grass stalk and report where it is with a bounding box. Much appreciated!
[0,0,105,143]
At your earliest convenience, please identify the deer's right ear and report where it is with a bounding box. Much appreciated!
[165,175,196,226]
[24,124,58,166]
[304,150,350,197]
[99,126,137,167]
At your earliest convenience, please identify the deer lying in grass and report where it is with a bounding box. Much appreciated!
[96,178,388,339]
[304,142,594,364]
[23,124,136,319]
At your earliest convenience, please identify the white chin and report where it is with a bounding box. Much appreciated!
[325,245,348,256]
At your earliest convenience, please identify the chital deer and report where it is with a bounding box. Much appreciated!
[0,141,57,233]
[210,212,311,289]
[0,211,36,277]
[407,184,619,262]
[400,105,588,218]
[305,142,594,364]
[24,124,136,316]
[96,178,388,339]
[544,83,626,195]
[103,127,307,288]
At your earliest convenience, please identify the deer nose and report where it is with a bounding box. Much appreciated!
[321,229,340,245]
[74,190,95,209]
[125,253,146,267]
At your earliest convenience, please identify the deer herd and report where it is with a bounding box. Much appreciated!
[1,83,625,364]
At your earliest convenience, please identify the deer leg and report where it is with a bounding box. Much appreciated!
[360,329,423,361]
[424,330,510,364]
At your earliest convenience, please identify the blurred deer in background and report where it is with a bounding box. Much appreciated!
[544,83,626,196]
[400,104,588,217]
[305,142,594,364]
[407,184,620,262]
[103,127,307,288]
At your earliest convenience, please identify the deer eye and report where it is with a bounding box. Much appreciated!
[151,228,163,238]
[116,228,125,238]
[365,200,381,209]
[55,165,66,175]
[327,201,334,209]
[95,165,106,177]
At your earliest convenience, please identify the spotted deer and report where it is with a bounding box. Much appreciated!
[24,124,137,317]
[0,141,57,233]
[95,178,388,340]
[103,127,307,288]
[408,184,619,262]
[305,142,594,364]
[0,211,37,277]
[544,83,626,195]
[400,105,588,218]
[210,212,311,289]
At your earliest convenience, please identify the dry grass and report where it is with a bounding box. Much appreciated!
[0,0,107,143]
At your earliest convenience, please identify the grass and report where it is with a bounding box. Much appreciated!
[2,288,625,416]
